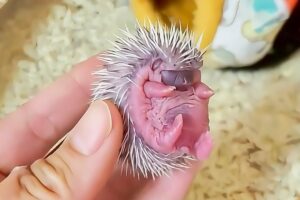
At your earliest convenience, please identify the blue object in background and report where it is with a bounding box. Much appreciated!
[253,0,278,13]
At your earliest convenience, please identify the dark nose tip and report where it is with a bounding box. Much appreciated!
[161,69,201,90]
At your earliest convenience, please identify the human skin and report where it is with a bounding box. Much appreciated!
[0,55,203,200]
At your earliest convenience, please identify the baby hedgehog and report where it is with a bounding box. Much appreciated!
[92,22,214,179]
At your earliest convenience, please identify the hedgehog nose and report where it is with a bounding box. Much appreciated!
[161,69,201,90]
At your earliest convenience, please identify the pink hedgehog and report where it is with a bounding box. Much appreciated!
[92,22,214,178]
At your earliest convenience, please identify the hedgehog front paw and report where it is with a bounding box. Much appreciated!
[194,82,214,99]
[144,81,176,98]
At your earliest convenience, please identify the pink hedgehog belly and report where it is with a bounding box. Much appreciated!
[127,65,213,160]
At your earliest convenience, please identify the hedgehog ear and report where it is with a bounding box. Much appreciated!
[151,58,163,71]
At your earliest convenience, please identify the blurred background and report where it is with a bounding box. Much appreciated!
[0,0,299,199]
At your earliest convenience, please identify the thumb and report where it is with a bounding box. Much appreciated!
[0,100,124,200]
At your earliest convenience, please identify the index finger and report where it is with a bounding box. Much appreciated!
[0,55,102,174]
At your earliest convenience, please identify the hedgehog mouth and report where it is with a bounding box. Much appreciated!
[160,68,201,90]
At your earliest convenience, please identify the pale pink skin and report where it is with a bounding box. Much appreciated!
[127,64,213,160]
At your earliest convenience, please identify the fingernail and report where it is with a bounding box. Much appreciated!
[70,100,112,155]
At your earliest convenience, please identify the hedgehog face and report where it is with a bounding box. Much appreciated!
[127,54,213,160]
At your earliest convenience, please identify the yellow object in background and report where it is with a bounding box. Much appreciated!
[131,0,164,25]
[130,0,224,49]
[193,0,224,49]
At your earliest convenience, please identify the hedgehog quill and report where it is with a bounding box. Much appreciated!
[92,22,214,179]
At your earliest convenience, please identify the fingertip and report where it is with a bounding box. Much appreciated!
[103,100,124,142]
[67,101,109,155]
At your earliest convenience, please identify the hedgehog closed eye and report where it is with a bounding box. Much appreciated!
[92,22,214,178]
[161,69,200,89]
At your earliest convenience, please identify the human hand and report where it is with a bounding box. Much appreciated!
[0,56,203,200]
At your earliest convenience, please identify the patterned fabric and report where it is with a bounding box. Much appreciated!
[206,0,298,68]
